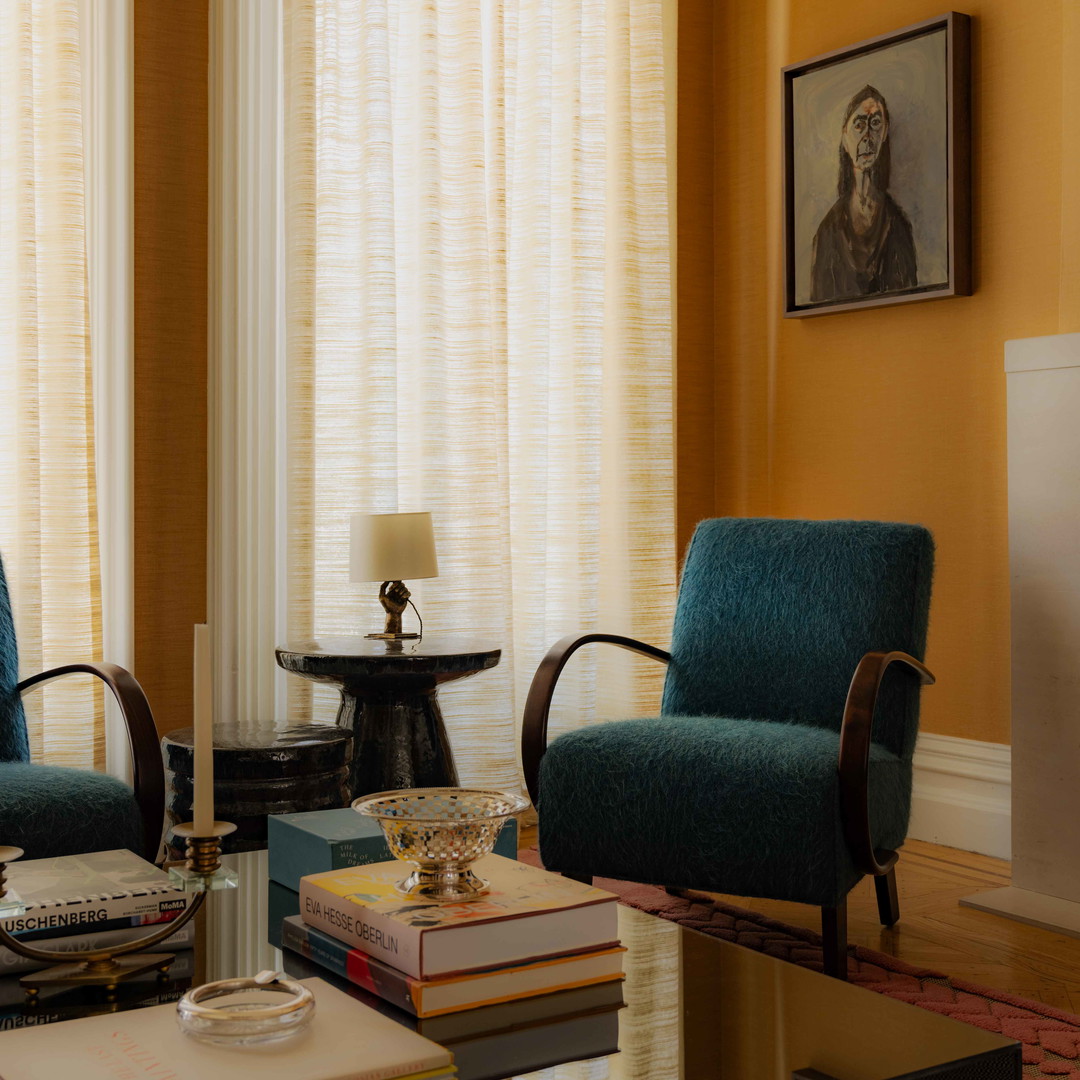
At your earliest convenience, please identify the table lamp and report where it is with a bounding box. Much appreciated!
[350,511,438,639]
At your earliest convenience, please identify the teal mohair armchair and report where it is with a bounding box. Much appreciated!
[0,556,164,863]
[522,518,934,980]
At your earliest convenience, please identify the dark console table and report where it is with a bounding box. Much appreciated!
[274,635,500,799]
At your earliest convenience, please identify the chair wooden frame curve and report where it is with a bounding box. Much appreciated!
[838,650,935,877]
[16,663,165,864]
[521,633,671,806]
[520,633,934,980]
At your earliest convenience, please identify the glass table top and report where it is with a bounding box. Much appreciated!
[0,849,1019,1079]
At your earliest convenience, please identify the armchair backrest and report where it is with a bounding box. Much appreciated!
[0,555,29,763]
[661,518,934,760]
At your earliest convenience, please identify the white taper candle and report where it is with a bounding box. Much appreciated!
[192,624,214,835]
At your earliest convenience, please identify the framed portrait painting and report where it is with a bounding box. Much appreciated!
[782,12,971,317]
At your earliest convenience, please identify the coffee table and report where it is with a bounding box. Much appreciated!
[0,849,1020,1077]
[217,854,1021,1076]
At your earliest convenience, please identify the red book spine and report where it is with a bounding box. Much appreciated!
[281,916,420,1015]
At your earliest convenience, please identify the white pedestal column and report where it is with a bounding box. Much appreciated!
[962,334,1080,934]
[208,0,288,739]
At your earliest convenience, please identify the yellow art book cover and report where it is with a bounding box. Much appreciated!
[299,855,619,978]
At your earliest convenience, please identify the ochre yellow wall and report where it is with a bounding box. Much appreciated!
[679,0,1079,745]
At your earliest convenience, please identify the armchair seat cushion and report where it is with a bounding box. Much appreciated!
[0,762,143,861]
[538,715,911,908]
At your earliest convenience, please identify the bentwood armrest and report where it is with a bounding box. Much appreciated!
[521,633,671,805]
[838,650,935,877]
[16,663,165,864]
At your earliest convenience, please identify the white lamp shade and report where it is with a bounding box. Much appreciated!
[350,512,439,582]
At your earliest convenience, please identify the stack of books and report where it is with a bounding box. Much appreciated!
[286,853,623,1019]
[0,848,196,1028]
[0,848,195,978]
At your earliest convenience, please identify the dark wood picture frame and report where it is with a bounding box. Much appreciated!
[782,12,971,318]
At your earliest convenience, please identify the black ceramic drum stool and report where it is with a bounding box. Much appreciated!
[162,721,352,856]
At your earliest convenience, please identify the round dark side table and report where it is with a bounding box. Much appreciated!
[274,635,500,800]
[161,721,352,855]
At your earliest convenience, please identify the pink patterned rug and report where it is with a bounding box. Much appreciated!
[521,852,1080,1077]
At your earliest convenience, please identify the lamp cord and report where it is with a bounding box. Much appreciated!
[407,599,423,637]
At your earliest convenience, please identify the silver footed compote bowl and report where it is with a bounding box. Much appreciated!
[352,787,528,903]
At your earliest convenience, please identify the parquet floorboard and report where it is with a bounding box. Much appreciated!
[522,828,1080,1007]
[708,839,1080,1005]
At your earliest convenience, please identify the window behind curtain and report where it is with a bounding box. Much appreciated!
[283,0,675,791]
[0,0,103,768]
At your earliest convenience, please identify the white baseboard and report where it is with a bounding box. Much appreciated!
[908,733,1011,860]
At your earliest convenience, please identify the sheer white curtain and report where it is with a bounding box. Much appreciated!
[0,0,104,768]
[283,0,674,791]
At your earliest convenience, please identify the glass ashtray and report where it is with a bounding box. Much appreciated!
[177,971,315,1046]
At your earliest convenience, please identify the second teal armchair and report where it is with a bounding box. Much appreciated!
[522,517,935,979]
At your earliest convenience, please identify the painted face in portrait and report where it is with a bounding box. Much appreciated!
[842,97,888,172]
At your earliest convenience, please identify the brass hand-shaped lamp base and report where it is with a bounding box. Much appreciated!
[366,579,421,639]
[0,822,238,998]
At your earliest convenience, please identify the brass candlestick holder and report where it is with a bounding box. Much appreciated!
[0,821,238,998]
[167,822,240,891]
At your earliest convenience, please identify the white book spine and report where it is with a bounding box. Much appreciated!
[0,887,190,937]
[299,880,422,978]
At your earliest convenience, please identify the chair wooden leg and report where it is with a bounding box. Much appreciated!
[821,900,848,980]
[875,867,900,927]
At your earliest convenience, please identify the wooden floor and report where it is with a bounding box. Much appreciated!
[704,838,1080,1012]
[523,828,1080,1012]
